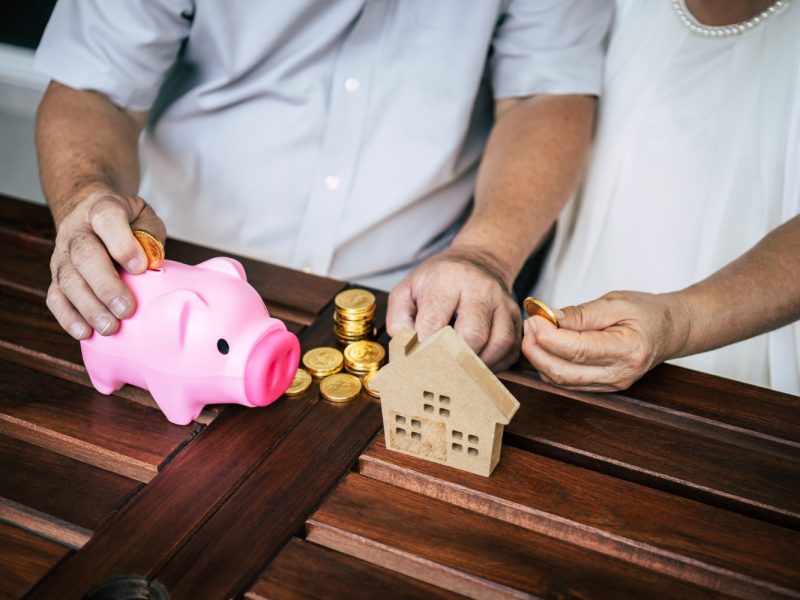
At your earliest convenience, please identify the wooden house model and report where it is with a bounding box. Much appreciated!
[369,327,520,477]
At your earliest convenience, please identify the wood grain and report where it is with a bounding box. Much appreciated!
[0,520,70,600]
[501,365,800,461]
[0,498,91,549]
[26,387,318,598]
[0,230,51,301]
[306,474,727,600]
[0,194,55,240]
[0,360,200,482]
[502,380,800,529]
[246,537,464,600]
[360,437,800,598]
[0,435,141,535]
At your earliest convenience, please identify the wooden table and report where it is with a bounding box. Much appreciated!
[1,193,798,600]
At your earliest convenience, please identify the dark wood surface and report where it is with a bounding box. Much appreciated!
[2,193,799,600]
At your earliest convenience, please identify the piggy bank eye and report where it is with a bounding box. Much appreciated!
[217,338,230,355]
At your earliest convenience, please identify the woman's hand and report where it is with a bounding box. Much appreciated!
[521,291,691,391]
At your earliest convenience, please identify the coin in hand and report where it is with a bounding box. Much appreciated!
[132,229,165,270]
[523,297,559,328]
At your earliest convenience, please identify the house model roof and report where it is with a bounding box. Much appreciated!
[370,326,519,424]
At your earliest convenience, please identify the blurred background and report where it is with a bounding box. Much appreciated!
[0,1,57,204]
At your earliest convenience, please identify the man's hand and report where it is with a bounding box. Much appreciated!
[47,182,166,339]
[386,246,522,372]
[521,291,690,391]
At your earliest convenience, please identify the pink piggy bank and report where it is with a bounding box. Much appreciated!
[80,257,300,425]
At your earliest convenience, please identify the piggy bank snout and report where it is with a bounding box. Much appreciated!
[244,328,300,407]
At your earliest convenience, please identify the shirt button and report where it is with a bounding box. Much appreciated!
[324,175,340,190]
[344,77,360,92]
[302,265,313,274]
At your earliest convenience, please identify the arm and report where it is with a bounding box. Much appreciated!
[36,81,165,339]
[387,94,595,371]
[522,215,800,390]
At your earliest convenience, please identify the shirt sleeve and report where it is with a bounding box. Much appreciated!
[491,0,613,99]
[34,0,193,111]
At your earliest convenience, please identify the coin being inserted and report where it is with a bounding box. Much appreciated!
[132,229,165,270]
[523,297,559,328]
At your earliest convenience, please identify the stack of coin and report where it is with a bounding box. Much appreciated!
[333,289,376,345]
[343,340,385,378]
[302,347,344,378]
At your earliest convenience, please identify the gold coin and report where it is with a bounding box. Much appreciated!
[302,347,344,377]
[523,297,559,328]
[132,229,165,270]
[344,341,385,367]
[335,289,376,313]
[284,368,312,397]
[319,373,362,403]
[362,371,380,398]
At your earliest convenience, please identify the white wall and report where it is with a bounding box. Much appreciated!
[0,43,48,204]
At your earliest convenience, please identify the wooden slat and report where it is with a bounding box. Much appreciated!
[0,194,345,325]
[0,499,91,549]
[246,537,464,600]
[0,360,200,482]
[0,435,141,540]
[153,293,388,598]
[360,436,800,598]
[502,380,800,529]
[0,521,70,600]
[306,474,726,600]
[502,365,800,461]
[0,231,51,301]
[0,194,55,240]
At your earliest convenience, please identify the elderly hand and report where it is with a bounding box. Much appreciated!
[47,183,166,340]
[521,291,690,391]
[386,246,522,371]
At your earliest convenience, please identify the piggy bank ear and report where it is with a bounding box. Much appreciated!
[145,289,208,351]
[196,257,247,281]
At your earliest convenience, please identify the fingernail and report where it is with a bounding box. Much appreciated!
[110,296,130,318]
[127,257,145,272]
[70,323,87,339]
[94,314,114,335]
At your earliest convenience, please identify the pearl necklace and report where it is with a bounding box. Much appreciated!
[671,0,791,37]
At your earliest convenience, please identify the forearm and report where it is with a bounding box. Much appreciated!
[668,215,800,358]
[35,81,147,226]
[451,94,596,288]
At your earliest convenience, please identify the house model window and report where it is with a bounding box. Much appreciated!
[368,326,520,477]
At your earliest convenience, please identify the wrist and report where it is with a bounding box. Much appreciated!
[50,179,117,228]
[660,290,695,361]
[443,242,516,291]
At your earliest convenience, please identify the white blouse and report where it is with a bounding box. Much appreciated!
[536,0,800,393]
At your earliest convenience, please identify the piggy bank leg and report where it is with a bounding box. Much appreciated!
[81,348,125,395]
[146,379,203,426]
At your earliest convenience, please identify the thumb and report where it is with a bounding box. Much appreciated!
[558,297,618,332]
[130,201,167,246]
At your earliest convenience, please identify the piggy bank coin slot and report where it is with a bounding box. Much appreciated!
[217,338,230,355]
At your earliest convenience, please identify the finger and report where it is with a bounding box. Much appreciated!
[55,258,119,335]
[89,195,148,274]
[558,297,620,332]
[532,316,629,366]
[453,294,494,358]
[386,279,417,336]
[46,283,91,340]
[522,320,614,388]
[413,284,459,342]
[479,305,520,372]
[67,229,135,320]
[130,201,168,246]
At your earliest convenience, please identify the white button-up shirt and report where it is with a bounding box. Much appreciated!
[36,0,611,289]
